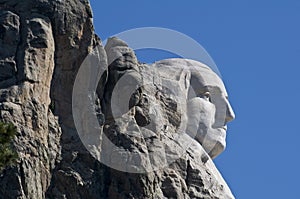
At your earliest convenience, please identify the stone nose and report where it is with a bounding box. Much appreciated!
[225,101,235,124]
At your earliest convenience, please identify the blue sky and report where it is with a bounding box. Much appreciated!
[90,1,300,198]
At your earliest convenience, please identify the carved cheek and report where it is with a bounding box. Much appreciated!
[186,97,216,139]
[212,96,228,128]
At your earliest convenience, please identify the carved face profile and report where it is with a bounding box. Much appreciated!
[155,58,235,159]
[187,60,235,159]
[75,38,236,173]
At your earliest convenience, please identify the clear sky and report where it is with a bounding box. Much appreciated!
[90,1,300,198]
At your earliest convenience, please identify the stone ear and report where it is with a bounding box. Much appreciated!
[180,70,191,90]
[178,70,191,99]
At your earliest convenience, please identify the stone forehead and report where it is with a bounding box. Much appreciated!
[154,58,226,93]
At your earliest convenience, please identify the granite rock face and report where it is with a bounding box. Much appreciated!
[0,0,103,198]
[0,0,234,198]
[97,38,234,199]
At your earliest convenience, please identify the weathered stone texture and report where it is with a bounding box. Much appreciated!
[0,1,234,199]
[0,2,61,198]
[0,0,102,198]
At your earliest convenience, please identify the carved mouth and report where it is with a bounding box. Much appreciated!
[221,126,227,131]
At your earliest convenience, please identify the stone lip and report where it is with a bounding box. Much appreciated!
[0,1,235,198]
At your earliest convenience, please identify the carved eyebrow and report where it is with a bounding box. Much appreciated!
[191,86,209,94]
[199,86,210,91]
[208,86,223,93]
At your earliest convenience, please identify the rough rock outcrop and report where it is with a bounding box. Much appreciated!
[0,0,104,198]
[0,0,234,198]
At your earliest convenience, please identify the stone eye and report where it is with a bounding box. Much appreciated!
[202,92,211,102]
